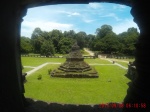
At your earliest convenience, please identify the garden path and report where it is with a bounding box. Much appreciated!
[84,48,128,70]
[26,62,61,76]
[25,49,128,76]
[25,62,117,76]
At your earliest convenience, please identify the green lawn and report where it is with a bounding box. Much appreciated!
[22,57,130,104]
[22,68,33,73]
[85,58,112,64]
[81,50,90,56]
[21,57,65,66]
[110,58,135,62]
[107,58,135,68]
[114,61,129,68]
[21,57,112,67]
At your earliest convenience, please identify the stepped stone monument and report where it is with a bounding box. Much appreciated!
[50,42,99,78]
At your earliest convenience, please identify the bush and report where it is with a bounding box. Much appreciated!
[48,69,52,74]
[37,74,42,80]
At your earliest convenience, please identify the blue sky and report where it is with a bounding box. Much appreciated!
[21,3,139,38]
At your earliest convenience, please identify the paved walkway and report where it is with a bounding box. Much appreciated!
[26,63,49,76]
[102,58,128,69]
[25,62,117,76]
[26,62,61,76]
[84,48,128,70]
[25,61,127,77]
[24,66,36,68]
[84,48,94,56]
[106,58,129,63]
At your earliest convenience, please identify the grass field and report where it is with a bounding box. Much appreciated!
[22,57,131,105]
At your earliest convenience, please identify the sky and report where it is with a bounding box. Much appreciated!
[21,2,139,38]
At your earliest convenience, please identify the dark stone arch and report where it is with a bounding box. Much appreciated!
[122,0,150,111]
[1,0,150,112]
[22,0,132,8]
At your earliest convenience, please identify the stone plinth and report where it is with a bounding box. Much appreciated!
[50,42,99,78]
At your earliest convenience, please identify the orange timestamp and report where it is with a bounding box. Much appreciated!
[99,103,146,109]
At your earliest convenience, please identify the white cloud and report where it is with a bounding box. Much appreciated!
[58,11,80,17]
[69,12,80,16]
[101,13,122,21]
[88,3,103,9]
[83,19,95,23]
[118,5,126,9]
[21,20,74,37]
[113,19,140,34]
[112,4,128,12]
[21,3,136,37]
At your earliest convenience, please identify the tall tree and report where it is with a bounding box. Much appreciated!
[20,36,32,54]
[50,29,63,52]
[31,27,44,53]
[86,34,95,48]
[41,31,51,40]
[64,30,76,38]
[100,33,120,54]
[96,24,113,38]
[58,37,74,54]
[75,31,87,49]
[31,27,43,39]
[40,40,55,56]
[118,27,139,55]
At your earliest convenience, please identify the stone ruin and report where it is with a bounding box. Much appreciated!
[50,42,99,78]
[127,61,137,80]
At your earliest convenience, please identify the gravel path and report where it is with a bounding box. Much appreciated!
[25,49,128,77]
[24,66,36,68]
[84,48,128,70]
[25,63,117,77]
[26,62,61,76]
[102,58,128,69]
[84,48,94,56]
[26,63,49,76]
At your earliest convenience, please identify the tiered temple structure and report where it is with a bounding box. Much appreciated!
[50,42,98,78]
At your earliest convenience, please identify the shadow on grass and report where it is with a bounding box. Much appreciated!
[25,98,123,112]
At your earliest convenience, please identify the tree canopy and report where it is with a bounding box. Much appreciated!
[20,24,139,56]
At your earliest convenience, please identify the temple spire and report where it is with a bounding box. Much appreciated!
[50,42,98,78]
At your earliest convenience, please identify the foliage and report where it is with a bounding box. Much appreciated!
[75,31,87,49]
[21,25,139,57]
[40,40,55,56]
[96,24,113,38]
[58,37,74,54]
[21,57,64,66]
[20,36,32,54]
[118,27,139,55]
[31,27,43,39]
[48,69,52,74]
[37,74,42,80]
[91,25,139,56]
[31,28,45,53]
